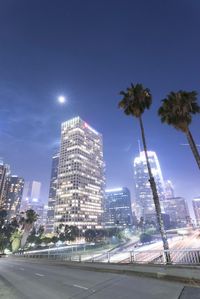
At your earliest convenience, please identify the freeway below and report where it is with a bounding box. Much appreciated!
[0,257,186,299]
[87,230,200,263]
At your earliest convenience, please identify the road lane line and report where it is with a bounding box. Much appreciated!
[19,268,24,270]
[35,273,45,277]
[73,284,88,290]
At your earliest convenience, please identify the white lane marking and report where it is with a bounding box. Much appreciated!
[19,267,24,270]
[73,284,88,290]
[35,273,45,277]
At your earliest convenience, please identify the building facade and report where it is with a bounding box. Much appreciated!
[162,197,190,228]
[0,161,10,208]
[54,117,105,229]
[105,187,133,227]
[20,180,41,211]
[4,175,24,219]
[164,180,175,199]
[192,197,200,226]
[133,151,165,220]
[46,152,59,232]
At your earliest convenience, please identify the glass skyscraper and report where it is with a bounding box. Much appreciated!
[105,187,133,227]
[192,197,200,226]
[5,175,24,219]
[54,117,105,230]
[163,197,190,228]
[133,151,165,221]
[20,180,42,211]
[46,151,59,232]
[0,161,10,208]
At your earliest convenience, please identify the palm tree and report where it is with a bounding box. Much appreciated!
[10,230,22,253]
[119,83,170,262]
[20,209,38,248]
[158,90,200,169]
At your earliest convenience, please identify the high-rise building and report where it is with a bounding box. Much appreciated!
[162,197,190,228]
[192,197,200,226]
[54,117,105,229]
[133,151,165,220]
[0,161,10,208]
[164,180,175,199]
[105,187,133,227]
[4,175,24,219]
[20,181,41,211]
[46,152,59,232]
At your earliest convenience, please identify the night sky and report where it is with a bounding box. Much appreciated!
[0,0,199,217]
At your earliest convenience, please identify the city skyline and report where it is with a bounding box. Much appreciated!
[0,0,199,218]
[1,114,199,220]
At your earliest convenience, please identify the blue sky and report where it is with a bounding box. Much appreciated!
[0,0,199,217]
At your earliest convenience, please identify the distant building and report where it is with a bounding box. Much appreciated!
[42,204,48,228]
[133,151,165,220]
[192,197,200,226]
[46,152,59,232]
[105,188,133,227]
[33,203,46,228]
[164,180,174,199]
[54,117,105,230]
[0,161,10,208]
[20,180,41,211]
[163,197,190,228]
[4,176,24,219]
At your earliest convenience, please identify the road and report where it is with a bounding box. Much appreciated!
[0,257,186,299]
[101,231,200,263]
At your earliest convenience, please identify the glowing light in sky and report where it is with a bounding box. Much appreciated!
[58,95,66,104]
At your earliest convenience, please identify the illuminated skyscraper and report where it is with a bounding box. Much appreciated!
[4,175,24,219]
[54,117,104,229]
[0,161,10,208]
[20,180,41,211]
[133,151,165,220]
[46,152,59,232]
[105,187,133,227]
[163,197,190,228]
[164,180,175,199]
[192,197,200,226]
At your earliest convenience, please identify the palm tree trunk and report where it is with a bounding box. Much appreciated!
[186,129,200,169]
[20,223,33,248]
[139,116,171,263]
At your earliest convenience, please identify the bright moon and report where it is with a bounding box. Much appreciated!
[58,95,66,104]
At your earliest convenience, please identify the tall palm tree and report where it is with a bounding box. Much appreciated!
[20,209,38,248]
[158,90,200,169]
[119,83,170,262]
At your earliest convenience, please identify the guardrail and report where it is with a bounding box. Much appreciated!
[16,248,200,265]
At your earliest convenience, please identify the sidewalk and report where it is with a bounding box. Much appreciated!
[12,256,200,285]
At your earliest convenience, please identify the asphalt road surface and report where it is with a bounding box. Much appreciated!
[0,257,195,299]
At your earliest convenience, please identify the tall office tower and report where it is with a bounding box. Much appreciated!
[162,197,190,228]
[20,180,41,211]
[0,161,10,208]
[4,176,24,219]
[104,187,133,227]
[46,152,59,232]
[164,180,175,199]
[30,181,41,203]
[192,197,200,226]
[133,151,165,221]
[54,117,105,230]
